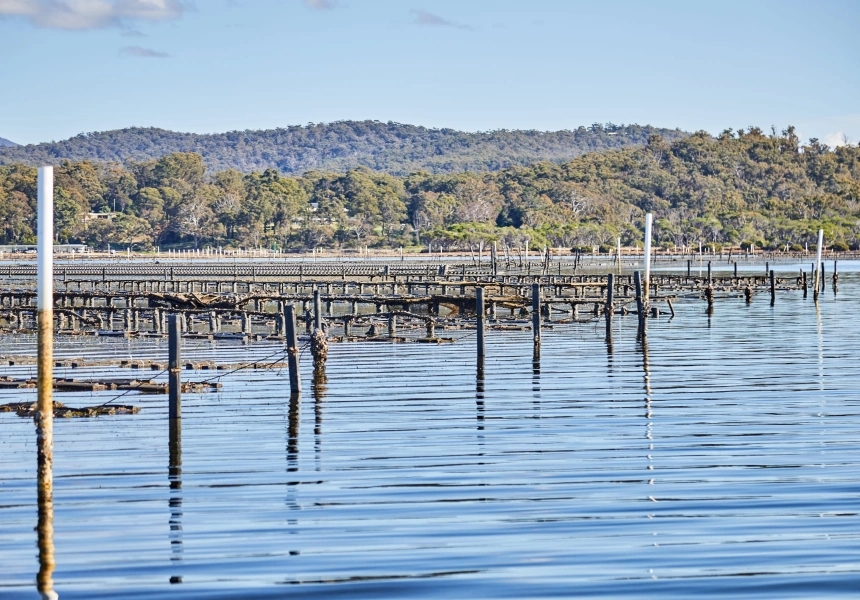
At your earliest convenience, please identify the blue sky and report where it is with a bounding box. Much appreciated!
[0,0,858,146]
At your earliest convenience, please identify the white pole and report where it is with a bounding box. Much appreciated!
[36,166,57,600]
[814,228,824,298]
[643,213,652,305]
[37,167,54,312]
[616,236,622,271]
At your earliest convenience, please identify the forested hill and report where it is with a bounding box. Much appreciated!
[0,121,687,175]
[1,126,858,253]
[0,138,16,148]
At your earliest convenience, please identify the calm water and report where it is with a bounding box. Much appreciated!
[2,266,860,598]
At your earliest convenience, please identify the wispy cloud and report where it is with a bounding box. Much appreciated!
[0,0,188,30]
[120,28,146,37]
[303,0,336,10]
[822,131,850,147]
[119,45,170,58]
[411,9,471,30]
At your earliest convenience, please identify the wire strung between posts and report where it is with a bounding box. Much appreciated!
[197,345,295,384]
[98,368,167,407]
[99,344,297,407]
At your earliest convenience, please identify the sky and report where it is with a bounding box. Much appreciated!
[0,0,858,146]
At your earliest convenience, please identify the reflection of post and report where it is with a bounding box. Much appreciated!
[288,392,300,467]
[313,362,327,457]
[639,331,654,499]
[475,357,485,431]
[168,418,183,585]
[36,452,57,600]
[532,345,541,413]
[531,283,541,358]
[476,287,485,359]
[36,165,58,600]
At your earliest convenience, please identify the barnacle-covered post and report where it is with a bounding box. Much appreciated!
[36,166,57,600]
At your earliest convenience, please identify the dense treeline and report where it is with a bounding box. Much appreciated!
[0,121,686,175]
[1,127,858,253]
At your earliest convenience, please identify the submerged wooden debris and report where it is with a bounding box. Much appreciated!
[1,400,140,418]
[0,375,221,394]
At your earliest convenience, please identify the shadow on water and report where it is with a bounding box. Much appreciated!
[168,418,183,585]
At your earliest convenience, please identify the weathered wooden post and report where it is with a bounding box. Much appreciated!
[313,288,322,331]
[168,314,181,420]
[634,271,644,333]
[491,241,498,277]
[36,166,57,600]
[285,305,301,396]
[476,286,485,359]
[531,283,541,350]
[388,313,397,338]
[769,270,775,305]
[802,271,808,298]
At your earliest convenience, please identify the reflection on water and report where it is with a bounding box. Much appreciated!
[286,392,300,540]
[531,347,541,416]
[168,418,183,585]
[36,439,57,600]
[475,358,485,432]
[313,364,326,466]
[287,392,300,469]
[5,270,860,598]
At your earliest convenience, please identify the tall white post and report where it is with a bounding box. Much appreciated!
[36,166,57,600]
[814,228,824,299]
[38,167,54,314]
[616,236,622,271]
[643,213,652,306]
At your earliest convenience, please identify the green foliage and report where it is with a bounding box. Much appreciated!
[1,127,858,253]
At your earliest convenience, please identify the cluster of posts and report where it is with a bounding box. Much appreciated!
[26,165,831,597]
